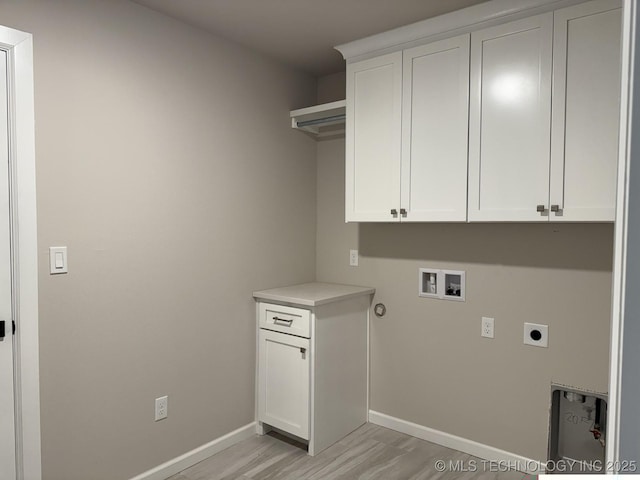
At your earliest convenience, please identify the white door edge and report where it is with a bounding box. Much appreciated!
[0,24,41,480]
[607,0,634,469]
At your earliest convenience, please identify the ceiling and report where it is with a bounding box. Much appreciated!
[132,0,488,76]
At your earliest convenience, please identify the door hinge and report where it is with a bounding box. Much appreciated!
[12,320,15,335]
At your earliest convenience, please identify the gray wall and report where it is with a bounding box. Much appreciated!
[315,72,614,460]
[0,1,317,479]
[317,72,347,104]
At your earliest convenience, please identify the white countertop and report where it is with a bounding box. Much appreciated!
[253,282,375,307]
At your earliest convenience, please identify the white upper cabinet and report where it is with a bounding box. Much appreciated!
[550,0,621,222]
[341,1,621,223]
[468,14,553,222]
[401,35,470,222]
[346,52,402,222]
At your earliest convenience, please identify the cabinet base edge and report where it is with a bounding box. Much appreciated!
[128,422,256,480]
[368,410,542,474]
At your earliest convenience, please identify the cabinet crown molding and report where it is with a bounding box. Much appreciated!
[335,0,603,62]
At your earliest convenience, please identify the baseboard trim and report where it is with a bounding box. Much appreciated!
[129,422,256,480]
[368,411,542,474]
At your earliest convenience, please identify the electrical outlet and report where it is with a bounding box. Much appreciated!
[155,396,168,421]
[481,317,494,339]
[349,249,359,267]
[524,323,548,348]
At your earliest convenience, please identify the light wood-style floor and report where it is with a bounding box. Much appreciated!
[169,423,535,480]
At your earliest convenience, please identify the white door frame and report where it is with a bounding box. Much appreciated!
[609,0,639,469]
[0,25,41,480]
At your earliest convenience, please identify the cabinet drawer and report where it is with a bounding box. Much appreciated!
[259,303,311,338]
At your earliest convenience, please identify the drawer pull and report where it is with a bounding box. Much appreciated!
[273,316,294,326]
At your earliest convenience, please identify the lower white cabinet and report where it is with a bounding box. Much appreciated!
[258,329,310,440]
[254,283,374,456]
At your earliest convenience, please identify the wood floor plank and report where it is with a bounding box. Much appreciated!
[249,436,346,480]
[176,435,301,480]
[174,424,527,480]
[306,438,403,480]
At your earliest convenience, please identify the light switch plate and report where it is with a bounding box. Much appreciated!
[49,246,68,274]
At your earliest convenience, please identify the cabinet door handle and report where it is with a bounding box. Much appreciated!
[300,347,306,354]
[400,208,407,216]
[550,204,560,213]
[273,316,293,326]
[536,204,546,213]
[390,209,398,215]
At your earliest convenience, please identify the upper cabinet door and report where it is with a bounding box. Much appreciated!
[346,52,402,222]
[550,0,622,222]
[468,14,553,222]
[401,35,470,222]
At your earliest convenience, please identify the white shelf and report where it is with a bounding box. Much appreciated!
[290,100,346,138]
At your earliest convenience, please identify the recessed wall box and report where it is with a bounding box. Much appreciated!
[419,268,465,302]
[548,386,607,473]
[418,268,439,299]
[443,270,465,301]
